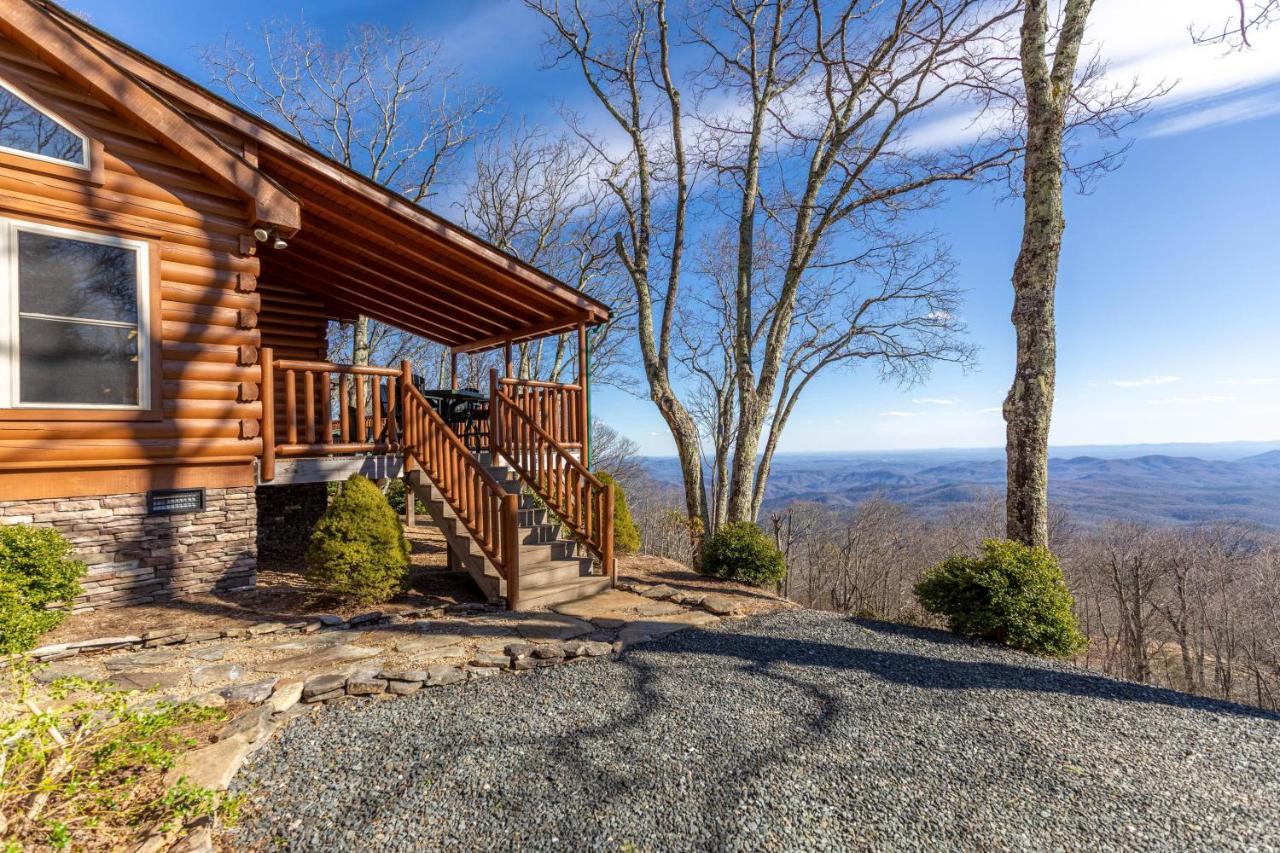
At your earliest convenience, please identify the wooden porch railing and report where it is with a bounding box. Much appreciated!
[401,367,521,608]
[490,370,615,580]
[260,347,402,480]
[496,376,586,450]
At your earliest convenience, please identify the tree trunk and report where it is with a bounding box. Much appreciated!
[1004,0,1092,547]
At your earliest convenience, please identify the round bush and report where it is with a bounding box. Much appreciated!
[700,521,786,586]
[914,539,1086,657]
[306,474,410,603]
[0,524,86,654]
[596,472,640,555]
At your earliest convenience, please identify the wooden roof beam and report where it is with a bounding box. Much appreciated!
[452,314,599,354]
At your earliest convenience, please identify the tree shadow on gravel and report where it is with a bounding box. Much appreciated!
[648,617,1280,722]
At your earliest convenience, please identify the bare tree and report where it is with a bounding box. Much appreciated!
[525,0,1026,538]
[204,20,493,367]
[590,419,645,483]
[1193,0,1280,48]
[460,123,634,386]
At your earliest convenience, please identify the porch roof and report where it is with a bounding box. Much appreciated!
[25,0,612,349]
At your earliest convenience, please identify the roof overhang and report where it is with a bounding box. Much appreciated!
[26,0,611,350]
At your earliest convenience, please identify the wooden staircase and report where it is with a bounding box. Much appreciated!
[408,453,611,610]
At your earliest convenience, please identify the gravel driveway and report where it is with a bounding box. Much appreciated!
[232,610,1280,851]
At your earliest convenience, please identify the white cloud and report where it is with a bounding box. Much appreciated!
[1113,375,1181,388]
[912,397,957,406]
[1146,87,1280,137]
[1218,377,1279,386]
[1150,395,1237,406]
[972,406,1003,415]
[879,411,916,418]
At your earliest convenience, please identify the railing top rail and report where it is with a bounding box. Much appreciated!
[406,384,510,495]
[497,377,582,391]
[274,358,401,377]
[494,389,602,489]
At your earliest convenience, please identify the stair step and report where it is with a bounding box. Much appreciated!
[520,555,596,586]
[512,575,612,611]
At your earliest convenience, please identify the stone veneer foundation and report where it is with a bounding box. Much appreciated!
[0,487,257,611]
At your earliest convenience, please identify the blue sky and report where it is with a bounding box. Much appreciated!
[70,0,1280,455]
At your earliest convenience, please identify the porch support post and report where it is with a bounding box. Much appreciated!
[577,321,589,464]
[450,351,459,391]
[260,347,275,482]
[504,338,514,379]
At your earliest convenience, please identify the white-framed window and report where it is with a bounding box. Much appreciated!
[0,78,90,170]
[0,217,151,410]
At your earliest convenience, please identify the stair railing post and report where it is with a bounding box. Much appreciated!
[489,368,500,460]
[400,360,413,467]
[502,492,520,610]
[260,347,275,482]
[603,482,616,584]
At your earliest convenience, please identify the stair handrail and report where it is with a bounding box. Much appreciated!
[400,362,521,607]
[489,369,615,581]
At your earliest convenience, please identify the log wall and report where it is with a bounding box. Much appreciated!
[0,33,264,500]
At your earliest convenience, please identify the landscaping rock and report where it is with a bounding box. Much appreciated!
[221,677,279,705]
[379,669,428,684]
[466,666,499,679]
[316,614,345,627]
[532,643,565,660]
[166,736,251,790]
[504,642,535,660]
[191,663,245,688]
[187,645,229,662]
[424,665,465,687]
[142,628,183,642]
[640,584,678,599]
[186,630,223,643]
[265,678,305,714]
[104,648,178,671]
[258,643,382,674]
[222,628,249,639]
[69,636,140,651]
[34,661,99,683]
[248,622,285,636]
[672,591,707,607]
[470,651,510,668]
[109,670,184,691]
[582,641,615,657]
[302,673,348,702]
[387,680,420,696]
[346,670,388,696]
[348,611,383,626]
[701,593,739,615]
[562,641,590,659]
[215,706,275,743]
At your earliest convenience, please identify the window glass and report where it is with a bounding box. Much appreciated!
[0,84,86,166]
[18,318,139,405]
[17,231,138,323]
[11,227,145,408]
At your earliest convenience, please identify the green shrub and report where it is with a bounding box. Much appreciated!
[384,477,425,517]
[306,474,409,603]
[0,525,86,654]
[596,472,640,554]
[700,521,786,586]
[914,539,1086,657]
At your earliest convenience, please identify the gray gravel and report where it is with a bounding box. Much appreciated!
[231,610,1280,851]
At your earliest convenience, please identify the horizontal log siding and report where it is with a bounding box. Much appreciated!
[258,280,330,448]
[0,35,261,498]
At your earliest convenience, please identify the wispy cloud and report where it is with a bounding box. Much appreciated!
[971,406,1002,415]
[1218,377,1279,386]
[1113,375,1181,388]
[913,397,957,406]
[1150,395,1237,406]
[879,411,916,418]
[1146,87,1280,137]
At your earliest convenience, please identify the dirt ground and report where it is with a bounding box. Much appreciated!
[47,530,788,645]
[616,553,794,617]
[44,526,483,645]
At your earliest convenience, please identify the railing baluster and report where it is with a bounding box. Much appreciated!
[339,375,350,443]
[304,371,316,444]
[355,374,366,443]
[372,377,383,446]
[285,369,297,445]
[320,372,331,448]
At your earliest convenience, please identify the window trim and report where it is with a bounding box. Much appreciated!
[0,216,160,420]
[0,73,103,185]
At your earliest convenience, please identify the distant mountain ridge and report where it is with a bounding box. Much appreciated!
[640,442,1280,529]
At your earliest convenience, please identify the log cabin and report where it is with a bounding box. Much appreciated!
[0,0,615,612]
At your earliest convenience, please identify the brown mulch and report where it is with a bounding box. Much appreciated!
[44,526,486,646]
[616,554,795,617]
